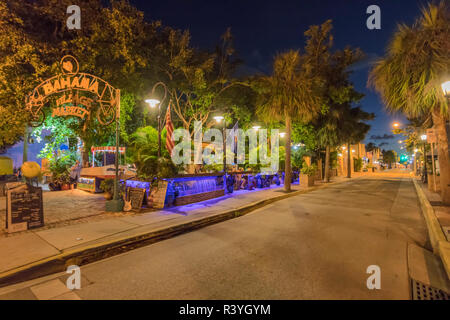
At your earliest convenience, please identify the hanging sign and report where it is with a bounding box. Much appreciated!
[25,55,119,127]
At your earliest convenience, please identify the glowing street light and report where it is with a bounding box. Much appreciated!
[442,80,450,98]
[279,132,286,138]
[145,98,160,109]
[252,125,261,131]
[213,115,224,123]
[393,122,400,128]
[147,82,168,157]
[421,134,427,141]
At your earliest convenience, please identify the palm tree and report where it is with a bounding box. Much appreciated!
[316,108,341,182]
[368,1,450,203]
[339,106,374,178]
[257,50,323,191]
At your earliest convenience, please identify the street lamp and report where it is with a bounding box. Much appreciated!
[214,116,226,173]
[420,134,428,182]
[441,80,450,98]
[279,132,286,138]
[393,122,400,128]
[145,98,160,109]
[146,82,168,157]
[252,125,261,131]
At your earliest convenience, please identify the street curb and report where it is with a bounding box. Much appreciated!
[411,178,450,279]
[0,177,353,288]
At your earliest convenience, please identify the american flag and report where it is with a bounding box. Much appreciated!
[165,102,175,157]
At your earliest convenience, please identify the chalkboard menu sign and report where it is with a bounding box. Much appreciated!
[6,184,44,233]
[126,187,146,212]
[152,180,169,209]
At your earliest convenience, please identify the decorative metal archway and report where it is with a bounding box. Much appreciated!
[24,55,123,208]
[25,55,119,127]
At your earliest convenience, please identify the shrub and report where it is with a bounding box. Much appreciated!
[354,157,363,172]
[300,161,317,176]
[100,178,115,194]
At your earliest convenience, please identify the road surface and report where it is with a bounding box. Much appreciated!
[1,176,429,299]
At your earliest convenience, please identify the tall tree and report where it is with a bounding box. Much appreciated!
[256,50,323,191]
[339,106,374,178]
[368,1,450,203]
[303,20,366,182]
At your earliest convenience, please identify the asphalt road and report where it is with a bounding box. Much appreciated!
[2,176,430,299]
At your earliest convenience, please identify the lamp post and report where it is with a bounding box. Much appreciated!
[145,82,168,158]
[421,134,427,183]
[214,116,226,173]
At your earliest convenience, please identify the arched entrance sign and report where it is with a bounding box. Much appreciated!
[25,56,123,210]
[25,55,119,127]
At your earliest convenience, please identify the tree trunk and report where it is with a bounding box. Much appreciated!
[431,108,450,205]
[347,142,351,178]
[23,126,29,164]
[324,146,330,182]
[285,114,292,192]
[81,138,90,167]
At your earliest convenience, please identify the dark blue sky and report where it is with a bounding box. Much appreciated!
[131,0,428,153]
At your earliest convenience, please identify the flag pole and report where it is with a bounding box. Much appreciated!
[113,89,120,201]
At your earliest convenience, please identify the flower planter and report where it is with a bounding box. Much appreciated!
[300,174,314,187]
[61,184,71,190]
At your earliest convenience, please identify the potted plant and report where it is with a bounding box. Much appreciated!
[300,162,317,187]
[59,172,72,190]
[48,153,76,191]
[100,178,115,200]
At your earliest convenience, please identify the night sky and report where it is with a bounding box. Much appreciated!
[6,0,427,167]
[131,0,427,153]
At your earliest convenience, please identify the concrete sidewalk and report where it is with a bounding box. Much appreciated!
[412,179,450,280]
[1,175,359,286]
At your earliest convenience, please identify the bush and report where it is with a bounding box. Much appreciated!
[49,152,76,185]
[100,178,115,194]
[300,161,317,176]
[354,157,363,172]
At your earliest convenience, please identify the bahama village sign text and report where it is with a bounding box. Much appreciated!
[25,55,119,126]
